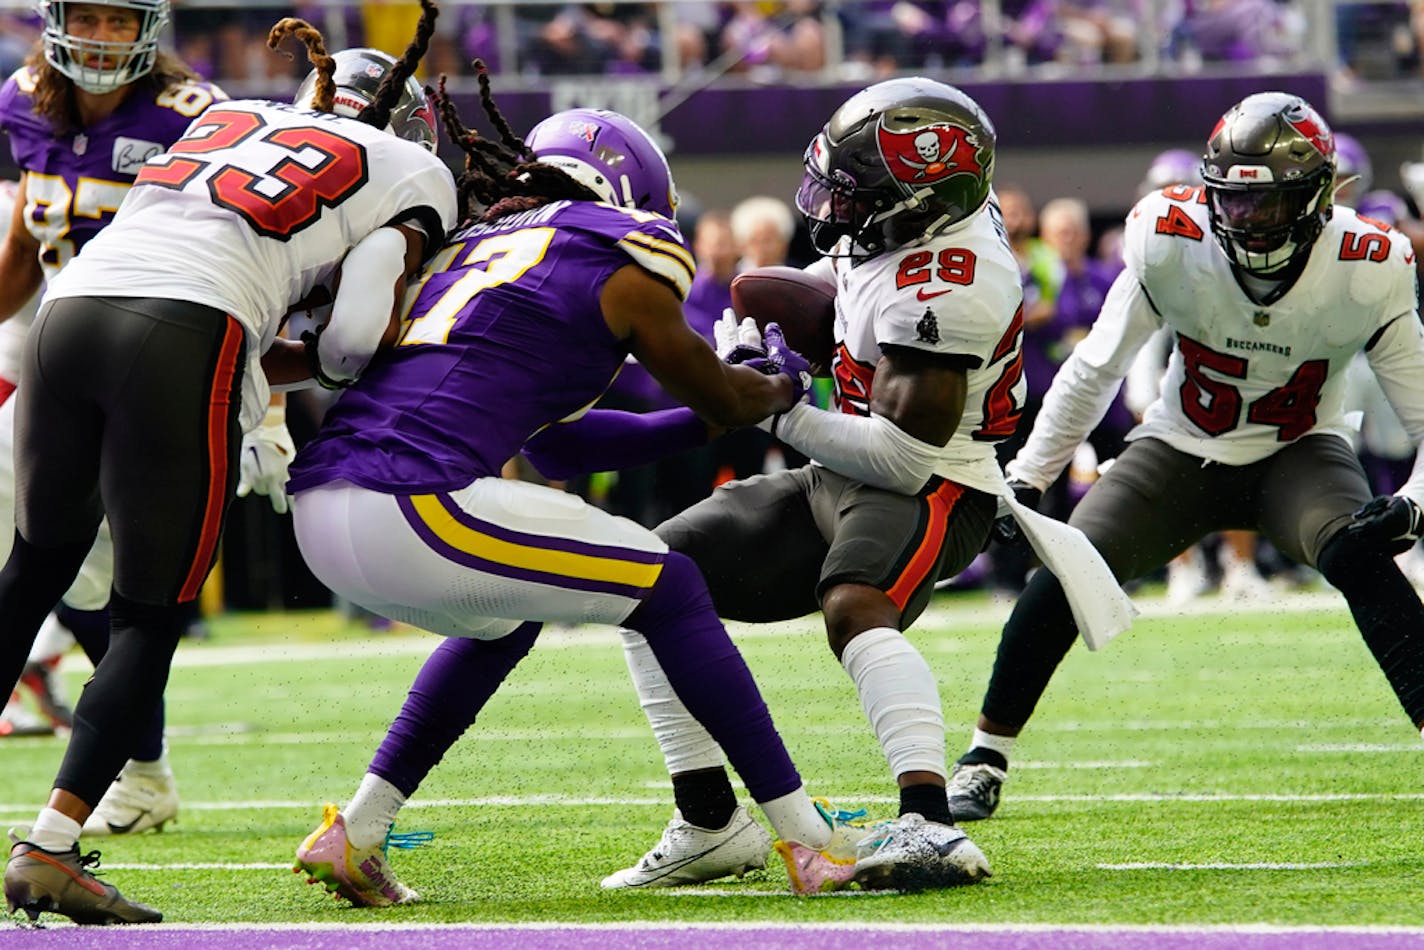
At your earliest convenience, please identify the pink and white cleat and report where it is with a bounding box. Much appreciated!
[773,799,887,895]
[293,804,421,907]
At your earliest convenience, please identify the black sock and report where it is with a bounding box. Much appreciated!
[672,767,738,829]
[957,747,1008,771]
[900,782,953,825]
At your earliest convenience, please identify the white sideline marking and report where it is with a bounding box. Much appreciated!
[106,862,292,871]
[1098,862,1360,871]
[25,922,1424,935]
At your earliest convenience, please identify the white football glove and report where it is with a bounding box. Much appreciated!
[713,308,764,362]
[236,411,295,515]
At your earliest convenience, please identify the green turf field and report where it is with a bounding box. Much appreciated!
[1,588,1420,926]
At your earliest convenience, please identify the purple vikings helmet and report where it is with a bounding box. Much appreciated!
[1332,132,1372,203]
[1356,189,1409,227]
[41,0,169,94]
[1137,148,1203,198]
[524,109,679,220]
[294,48,439,152]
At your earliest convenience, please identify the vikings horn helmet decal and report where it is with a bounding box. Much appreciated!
[796,77,995,258]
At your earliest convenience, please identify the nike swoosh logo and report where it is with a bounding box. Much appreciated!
[916,288,952,301]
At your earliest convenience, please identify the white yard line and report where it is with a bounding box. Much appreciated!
[59,591,1350,674]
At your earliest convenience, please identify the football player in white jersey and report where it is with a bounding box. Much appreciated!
[0,0,227,829]
[2,5,458,926]
[596,78,1126,892]
[945,92,1424,823]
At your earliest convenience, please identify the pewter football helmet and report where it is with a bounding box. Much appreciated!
[797,77,995,258]
[1201,92,1336,276]
[294,48,438,152]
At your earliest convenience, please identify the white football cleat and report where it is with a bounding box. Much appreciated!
[82,766,179,836]
[601,806,772,888]
[853,813,991,892]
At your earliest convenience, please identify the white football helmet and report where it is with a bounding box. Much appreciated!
[39,0,169,95]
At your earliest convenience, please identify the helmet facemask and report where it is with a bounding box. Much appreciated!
[41,0,169,95]
[1205,176,1330,274]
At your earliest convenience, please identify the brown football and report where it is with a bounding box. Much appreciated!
[729,265,837,377]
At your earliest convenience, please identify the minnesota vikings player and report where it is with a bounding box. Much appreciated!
[945,92,1424,823]
[285,79,867,905]
[2,6,457,925]
[0,0,225,832]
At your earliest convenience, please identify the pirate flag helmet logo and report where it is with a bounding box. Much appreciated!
[796,77,995,259]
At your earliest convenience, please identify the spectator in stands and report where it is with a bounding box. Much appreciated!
[731,193,797,271]
[1164,0,1304,68]
[720,0,826,75]
[1037,197,1130,471]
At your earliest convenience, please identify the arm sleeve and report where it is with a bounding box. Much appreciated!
[317,227,409,384]
[1007,269,1163,490]
[769,403,944,495]
[521,407,710,481]
[1365,311,1424,508]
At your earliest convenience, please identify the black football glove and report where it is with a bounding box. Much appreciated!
[990,479,1043,547]
[1345,494,1424,556]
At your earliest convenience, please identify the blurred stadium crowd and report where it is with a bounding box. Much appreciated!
[1,1,1422,86]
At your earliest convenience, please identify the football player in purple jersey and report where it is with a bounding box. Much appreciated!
[3,5,458,925]
[285,73,872,906]
[0,1,225,835]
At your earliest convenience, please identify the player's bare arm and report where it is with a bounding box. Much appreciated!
[870,344,969,446]
[603,262,795,427]
[0,175,42,321]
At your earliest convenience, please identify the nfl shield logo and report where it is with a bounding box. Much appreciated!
[1253,310,1270,327]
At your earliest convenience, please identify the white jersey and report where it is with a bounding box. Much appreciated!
[42,99,458,431]
[808,195,1025,495]
[1011,185,1424,505]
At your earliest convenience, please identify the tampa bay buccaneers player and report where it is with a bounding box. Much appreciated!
[600,77,1128,893]
[2,4,457,925]
[945,92,1424,823]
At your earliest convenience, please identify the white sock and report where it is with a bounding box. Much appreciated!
[30,611,77,663]
[620,628,724,774]
[125,741,173,776]
[28,807,82,852]
[758,787,830,849]
[970,728,1016,766]
[841,627,946,780]
[343,773,407,850]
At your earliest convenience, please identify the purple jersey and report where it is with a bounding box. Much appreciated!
[0,66,225,280]
[289,200,695,493]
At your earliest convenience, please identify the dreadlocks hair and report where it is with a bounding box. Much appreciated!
[357,0,439,132]
[429,61,602,226]
[267,18,335,112]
